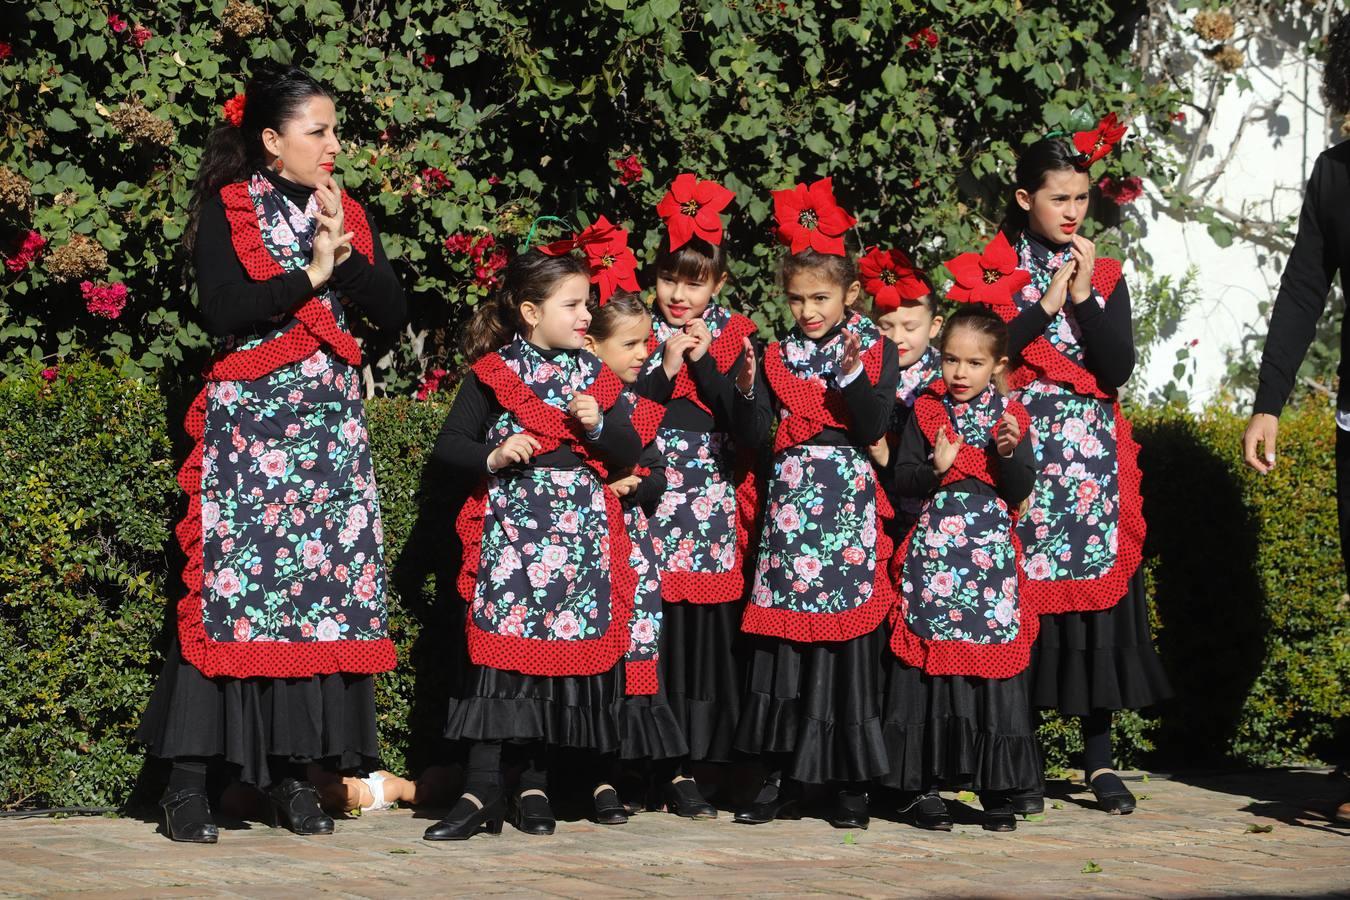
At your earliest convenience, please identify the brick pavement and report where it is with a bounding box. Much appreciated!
[2,769,1347,898]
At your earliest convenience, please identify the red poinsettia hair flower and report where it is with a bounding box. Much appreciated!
[655,173,736,251]
[576,215,640,304]
[222,93,246,128]
[943,232,1031,307]
[771,176,857,257]
[1073,112,1127,167]
[860,247,930,313]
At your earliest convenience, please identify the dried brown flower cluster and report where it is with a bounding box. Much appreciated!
[0,166,32,213]
[105,99,175,147]
[1194,10,1236,43]
[1213,45,1245,73]
[44,234,108,282]
[54,190,78,207]
[221,0,266,38]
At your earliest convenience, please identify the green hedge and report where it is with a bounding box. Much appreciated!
[2,361,1346,808]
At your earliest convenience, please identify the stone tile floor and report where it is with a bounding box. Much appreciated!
[2,769,1347,898]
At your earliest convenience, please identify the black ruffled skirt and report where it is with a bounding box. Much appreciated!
[662,600,745,762]
[733,625,889,785]
[137,639,380,789]
[446,656,688,758]
[879,651,1041,793]
[1028,568,1173,715]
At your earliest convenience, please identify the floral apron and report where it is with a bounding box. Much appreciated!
[742,312,895,643]
[1002,236,1145,615]
[890,384,1037,678]
[644,305,760,602]
[456,339,650,692]
[176,174,394,679]
[617,388,670,692]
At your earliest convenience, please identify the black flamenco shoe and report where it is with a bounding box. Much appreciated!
[1087,770,1136,815]
[266,778,335,835]
[1008,787,1045,818]
[423,793,506,841]
[160,788,219,844]
[980,792,1017,832]
[663,777,717,819]
[509,789,557,835]
[828,790,869,830]
[897,791,953,832]
[592,785,629,826]
[733,781,801,825]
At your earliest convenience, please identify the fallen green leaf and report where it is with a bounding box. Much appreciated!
[957,791,976,802]
[1246,823,1274,834]
[1081,860,1102,874]
[1025,813,1046,822]
[1051,801,1064,810]
[1141,774,1151,783]
[389,848,414,854]
[1137,794,1149,801]
[842,832,856,845]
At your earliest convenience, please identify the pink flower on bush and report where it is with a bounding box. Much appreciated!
[421,167,450,191]
[5,231,46,273]
[108,13,128,33]
[421,53,437,68]
[1099,175,1144,206]
[907,27,939,50]
[131,25,153,48]
[614,154,643,185]
[40,366,58,382]
[417,367,448,400]
[80,281,129,319]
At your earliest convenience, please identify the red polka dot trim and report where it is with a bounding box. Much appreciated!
[456,351,644,691]
[661,448,759,605]
[763,339,886,454]
[913,385,1032,491]
[174,185,393,680]
[632,395,667,448]
[625,659,659,696]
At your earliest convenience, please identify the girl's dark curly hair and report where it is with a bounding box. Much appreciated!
[1324,13,1350,117]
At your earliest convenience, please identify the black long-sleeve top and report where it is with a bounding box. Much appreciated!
[1254,142,1350,415]
[194,169,407,339]
[637,348,750,434]
[627,443,667,515]
[1005,231,1135,389]
[892,413,1036,506]
[736,325,900,450]
[432,348,642,476]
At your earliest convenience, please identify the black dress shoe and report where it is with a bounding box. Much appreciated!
[1088,770,1136,815]
[828,790,869,830]
[592,786,629,825]
[733,782,801,825]
[509,790,556,835]
[267,778,335,835]
[423,793,506,841]
[160,788,219,844]
[980,792,1017,832]
[664,778,717,819]
[898,791,953,832]
[1009,787,1045,817]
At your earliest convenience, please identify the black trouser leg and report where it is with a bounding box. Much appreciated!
[463,741,504,798]
[166,757,208,795]
[1081,709,1114,774]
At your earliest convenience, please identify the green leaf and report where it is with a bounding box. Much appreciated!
[1081,861,1102,875]
[1245,823,1274,834]
[85,35,107,62]
[48,109,78,132]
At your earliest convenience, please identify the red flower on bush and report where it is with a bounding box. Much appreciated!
[772,177,856,256]
[907,27,940,50]
[577,216,639,303]
[475,247,508,288]
[40,366,58,382]
[860,247,929,313]
[421,167,450,192]
[944,232,1031,306]
[131,25,153,48]
[107,13,128,33]
[5,230,46,273]
[1098,175,1143,206]
[1171,111,1187,124]
[416,368,448,400]
[655,172,735,250]
[422,53,437,68]
[222,93,246,127]
[614,154,643,186]
[0,42,13,60]
[444,233,473,253]
[1073,112,1127,166]
[81,280,129,319]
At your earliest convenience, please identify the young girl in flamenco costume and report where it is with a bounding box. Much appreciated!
[637,174,758,817]
[881,306,1041,833]
[425,224,646,840]
[137,64,406,843]
[731,177,898,830]
[947,120,1171,816]
[862,247,945,545]
[582,287,691,818]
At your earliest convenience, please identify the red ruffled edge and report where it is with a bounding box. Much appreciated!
[1021,402,1146,616]
[175,184,394,679]
[647,313,758,416]
[740,479,896,643]
[457,476,640,686]
[913,389,1032,489]
[887,519,1040,679]
[625,659,658,695]
[765,338,887,454]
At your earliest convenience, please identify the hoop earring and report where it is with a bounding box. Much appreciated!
[274,157,284,174]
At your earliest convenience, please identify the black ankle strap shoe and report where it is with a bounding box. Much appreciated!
[424,792,505,841]
[267,778,335,835]
[1087,770,1137,815]
[160,787,219,844]
[664,778,717,819]
[898,791,954,832]
[510,790,556,835]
